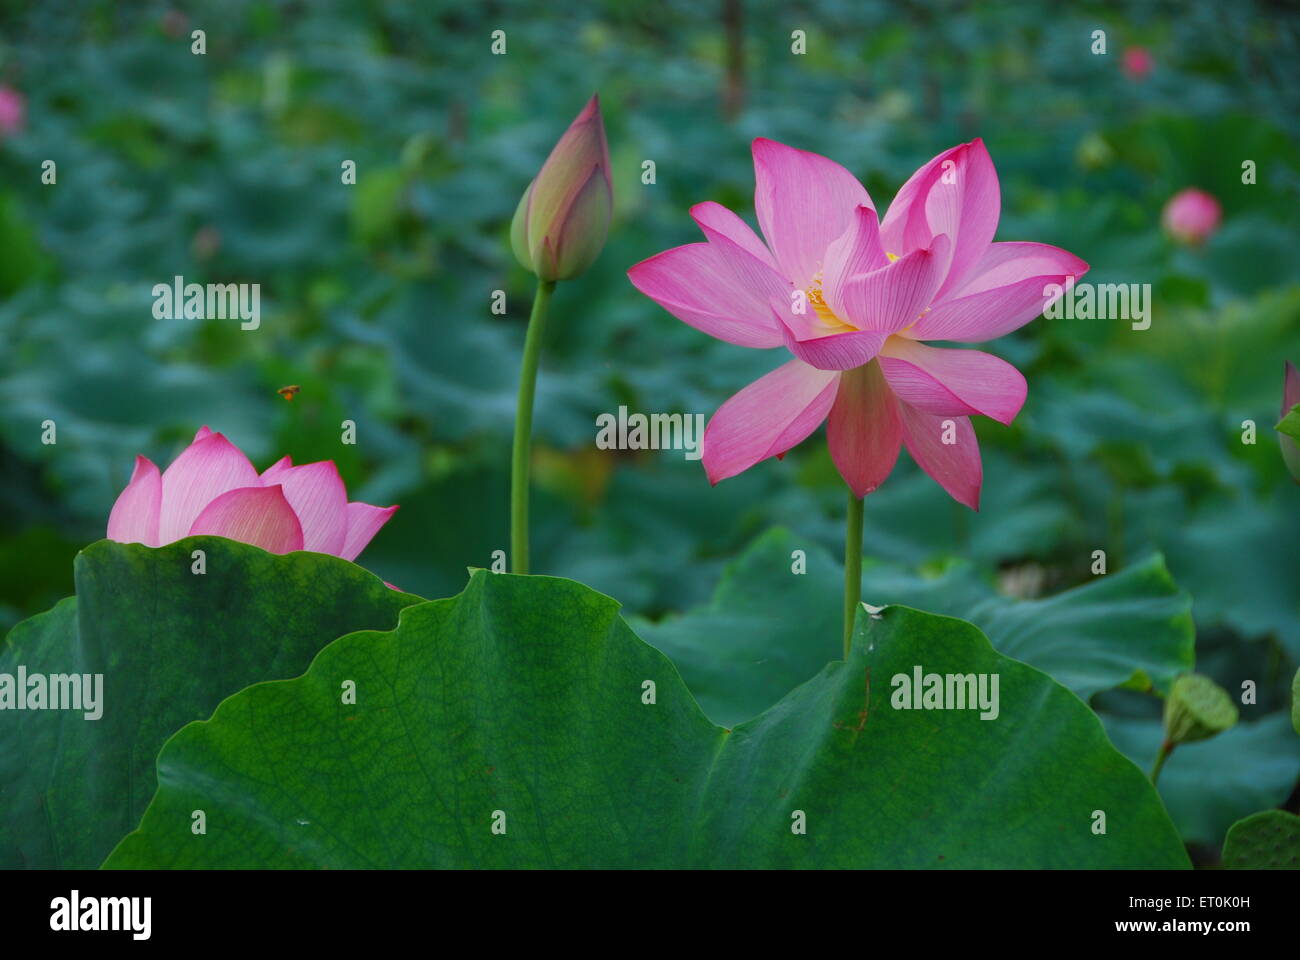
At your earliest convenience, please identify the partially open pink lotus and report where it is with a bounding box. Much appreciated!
[107,427,397,559]
[628,138,1088,508]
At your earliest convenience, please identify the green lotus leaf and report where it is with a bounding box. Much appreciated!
[0,538,422,869]
[105,569,1187,868]
[636,528,1193,727]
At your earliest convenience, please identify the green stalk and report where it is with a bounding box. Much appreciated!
[843,490,864,660]
[1150,739,1174,786]
[510,279,555,575]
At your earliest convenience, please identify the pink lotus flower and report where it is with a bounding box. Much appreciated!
[1162,187,1221,246]
[627,138,1088,507]
[510,94,612,282]
[1122,47,1154,81]
[0,85,25,136]
[107,427,397,559]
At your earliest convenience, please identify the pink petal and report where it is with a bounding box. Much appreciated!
[193,426,213,442]
[688,210,793,307]
[826,360,902,498]
[260,455,293,480]
[835,234,951,334]
[907,241,1089,342]
[897,403,983,510]
[768,295,888,370]
[878,338,1027,425]
[259,460,348,556]
[752,138,873,287]
[702,359,839,485]
[821,204,889,316]
[779,320,888,371]
[769,291,848,342]
[106,455,162,547]
[879,139,1000,299]
[628,243,784,348]
[546,162,613,281]
[690,201,779,271]
[340,502,399,562]
[157,432,261,544]
[187,485,305,554]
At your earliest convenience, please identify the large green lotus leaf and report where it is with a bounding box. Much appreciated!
[1163,490,1300,658]
[635,529,1193,727]
[1101,713,1300,848]
[105,570,1187,868]
[971,557,1194,700]
[0,538,422,869]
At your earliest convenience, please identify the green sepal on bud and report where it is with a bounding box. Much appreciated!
[1163,673,1238,745]
[510,94,613,282]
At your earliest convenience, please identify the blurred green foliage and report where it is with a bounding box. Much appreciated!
[0,0,1297,860]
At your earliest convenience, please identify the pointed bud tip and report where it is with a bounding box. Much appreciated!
[1284,360,1300,413]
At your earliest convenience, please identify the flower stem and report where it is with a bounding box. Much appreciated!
[510,278,555,575]
[843,490,864,660]
[1150,739,1175,785]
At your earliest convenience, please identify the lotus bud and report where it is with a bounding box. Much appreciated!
[511,95,612,282]
[1277,360,1300,483]
[1163,673,1238,746]
[0,84,25,136]
[1162,187,1221,246]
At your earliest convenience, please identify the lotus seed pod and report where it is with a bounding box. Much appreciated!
[1163,673,1238,745]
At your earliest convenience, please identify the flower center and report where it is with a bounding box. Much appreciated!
[806,284,840,325]
[805,270,855,333]
[802,253,907,334]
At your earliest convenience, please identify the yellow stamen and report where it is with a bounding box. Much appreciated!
[805,269,856,332]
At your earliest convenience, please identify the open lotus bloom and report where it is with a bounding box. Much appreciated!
[628,138,1089,508]
[107,427,397,560]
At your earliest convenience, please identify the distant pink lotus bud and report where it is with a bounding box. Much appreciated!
[107,427,398,563]
[192,225,221,260]
[1162,187,1221,246]
[1123,46,1154,80]
[1280,361,1300,484]
[160,9,188,39]
[511,95,612,282]
[0,85,25,136]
